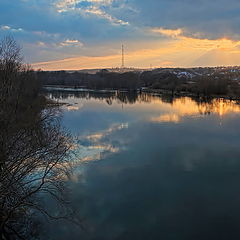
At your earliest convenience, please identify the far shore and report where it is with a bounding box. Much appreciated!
[43,85,240,101]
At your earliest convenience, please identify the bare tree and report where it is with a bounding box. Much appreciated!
[0,37,74,240]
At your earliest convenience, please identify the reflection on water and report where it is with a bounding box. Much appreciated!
[74,123,129,163]
[47,90,240,118]
[43,91,240,240]
[151,113,181,123]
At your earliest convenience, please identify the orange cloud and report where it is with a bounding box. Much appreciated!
[151,27,183,37]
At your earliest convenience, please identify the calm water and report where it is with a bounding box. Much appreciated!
[43,91,240,240]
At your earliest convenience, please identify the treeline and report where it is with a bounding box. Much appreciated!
[37,69,141,90]
[188,74,240,97]
[37,69,185,93]
[38,68,240,97]
[140,69,239,97]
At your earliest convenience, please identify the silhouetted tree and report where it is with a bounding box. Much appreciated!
[0,37,74,240]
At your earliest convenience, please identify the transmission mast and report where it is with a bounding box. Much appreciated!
[121,44,125,68]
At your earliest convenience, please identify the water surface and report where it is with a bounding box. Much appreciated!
[44,91,240,240]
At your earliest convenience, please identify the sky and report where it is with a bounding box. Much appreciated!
[1,0,240,70]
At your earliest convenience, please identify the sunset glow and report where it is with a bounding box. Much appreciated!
[2,0,240,70]
[32,34,240,70]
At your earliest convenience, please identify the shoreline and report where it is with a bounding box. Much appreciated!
[43,85,240,101]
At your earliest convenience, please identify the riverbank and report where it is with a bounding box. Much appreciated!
[43,85,240,101]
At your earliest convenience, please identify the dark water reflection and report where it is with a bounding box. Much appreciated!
[43,91,240,240]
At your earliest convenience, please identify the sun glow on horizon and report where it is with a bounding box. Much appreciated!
[31,28,240,71]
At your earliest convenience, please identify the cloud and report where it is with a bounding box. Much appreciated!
[55,0,129,25]
[1,25,11,30]
[31,35,240,69]
[2,0,240,67]
[151,28,183,38]
[59,39,84,47]
[56,0,114,12]
[36,41,47,47]
[124,0,240,40]
[0,25,23,32]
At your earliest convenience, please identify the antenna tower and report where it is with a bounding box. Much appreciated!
[121,44,124,68]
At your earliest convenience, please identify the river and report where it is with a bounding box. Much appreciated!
[42,91,240,240]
